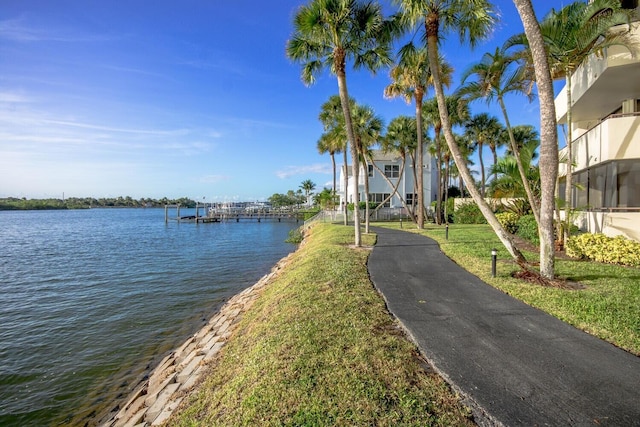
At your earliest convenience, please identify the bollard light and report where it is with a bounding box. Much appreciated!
[491,248,498,277]
[400,218,403,229]
[445,223,449,240]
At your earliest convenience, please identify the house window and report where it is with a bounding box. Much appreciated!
[384,164,399,178]
[368,164,374,177]
[567,159,640,210]
[616,160,640,208]
[368,193,391,207]
[406,193,417,205]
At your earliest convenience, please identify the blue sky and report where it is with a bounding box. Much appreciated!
[0,0,555,202]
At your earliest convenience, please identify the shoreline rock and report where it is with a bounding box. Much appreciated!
[99,251,295,427]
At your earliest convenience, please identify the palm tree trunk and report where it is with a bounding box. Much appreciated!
[499,97,541,226]
[336,69,361,246]
[415,92,425,229]
[426,21,526,264]
[478,142,486,197]
[435,130,443,225]
[563,71,573,244]
[331,153,337,207]
[513,0,558,279]
[342,149,348,226]
[409,152,418,219]
[444,158,451,223]
[363,155,371,233]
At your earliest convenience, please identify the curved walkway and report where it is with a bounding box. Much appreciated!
[367,226,640,426]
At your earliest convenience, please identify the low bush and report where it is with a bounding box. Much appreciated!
[453,201,487,224]
[566,233,640,267]
[516,214,539,245]
[496,212,520,234]
[284,228,304,244]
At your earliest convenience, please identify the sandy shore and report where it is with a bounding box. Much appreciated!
[99,251,295,427]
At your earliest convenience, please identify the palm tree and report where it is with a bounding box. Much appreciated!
[394,0,526,263]
[458,44,540,223]
[318,95,350,218]
[287,0,396,246]
[317,135,340,206]
[490,128,540,199]
[384,44,451,228]
[351,103,384,233]
[464,113,502,198]
[380,115,418,221]
[507,0,635,243]
[490,156,540,200]
[423,95,469,224]
[300,179,317,205]
[511,0,560,280]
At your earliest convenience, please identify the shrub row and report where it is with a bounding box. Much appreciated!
[566,233,640,267]
[453,201,487,224]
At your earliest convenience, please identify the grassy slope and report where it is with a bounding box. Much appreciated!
[167,223,473,426]
[378,222,640,356]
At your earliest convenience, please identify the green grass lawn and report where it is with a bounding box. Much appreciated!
[167,223,473,426]
[375,222,640,356]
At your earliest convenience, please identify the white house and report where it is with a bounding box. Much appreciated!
[556,11,640,241]
[338,147,437,215]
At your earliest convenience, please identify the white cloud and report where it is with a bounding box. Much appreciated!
[198,174,231,184]
[275,163,331,179]
[0,17,115,43]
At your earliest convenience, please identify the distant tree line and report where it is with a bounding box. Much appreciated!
[0,196,199,211]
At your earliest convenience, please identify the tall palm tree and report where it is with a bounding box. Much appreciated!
[300,179,317,205]
[317,134,341,206]
[351,103,384,233]
[457,44,540,224]
[319,95,350,222]
[394,0,526,263]
[490,127,540,199]
[423,95,468,224]
[287,0,396,246]
[380,115,418,221]
[464,113,502,198]
[507,0,635,243]
[511,0,559,279]
[384,44,452,228]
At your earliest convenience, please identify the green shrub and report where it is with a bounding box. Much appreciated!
[453,202,487,224]
[566,233,640,267]
[347,202,377,211]
[285,228,304,244]
[501,198,532,217]
[496,212,520,234]
[516,214,539,245]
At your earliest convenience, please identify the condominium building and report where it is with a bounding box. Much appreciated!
[556,11,640,241]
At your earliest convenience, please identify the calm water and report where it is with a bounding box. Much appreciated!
[0,208,297,426]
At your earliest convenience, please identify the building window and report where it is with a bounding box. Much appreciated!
[368,164,374,177]
[384,164,399,178]
[368,193,391,207]
[406,193,417,205]
[616,160,640,208]
[567,159,640,210]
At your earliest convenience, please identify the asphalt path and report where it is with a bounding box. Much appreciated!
[367,226,640,426]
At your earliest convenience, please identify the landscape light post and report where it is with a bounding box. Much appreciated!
[491,248,498,277]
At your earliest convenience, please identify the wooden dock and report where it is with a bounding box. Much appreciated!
[164,204,301,223]
[206,213,301,223]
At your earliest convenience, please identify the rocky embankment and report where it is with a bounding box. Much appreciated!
[100,252,294,427]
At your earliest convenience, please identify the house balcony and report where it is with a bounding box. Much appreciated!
[555,22,640,127]
[560,112,640,175]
